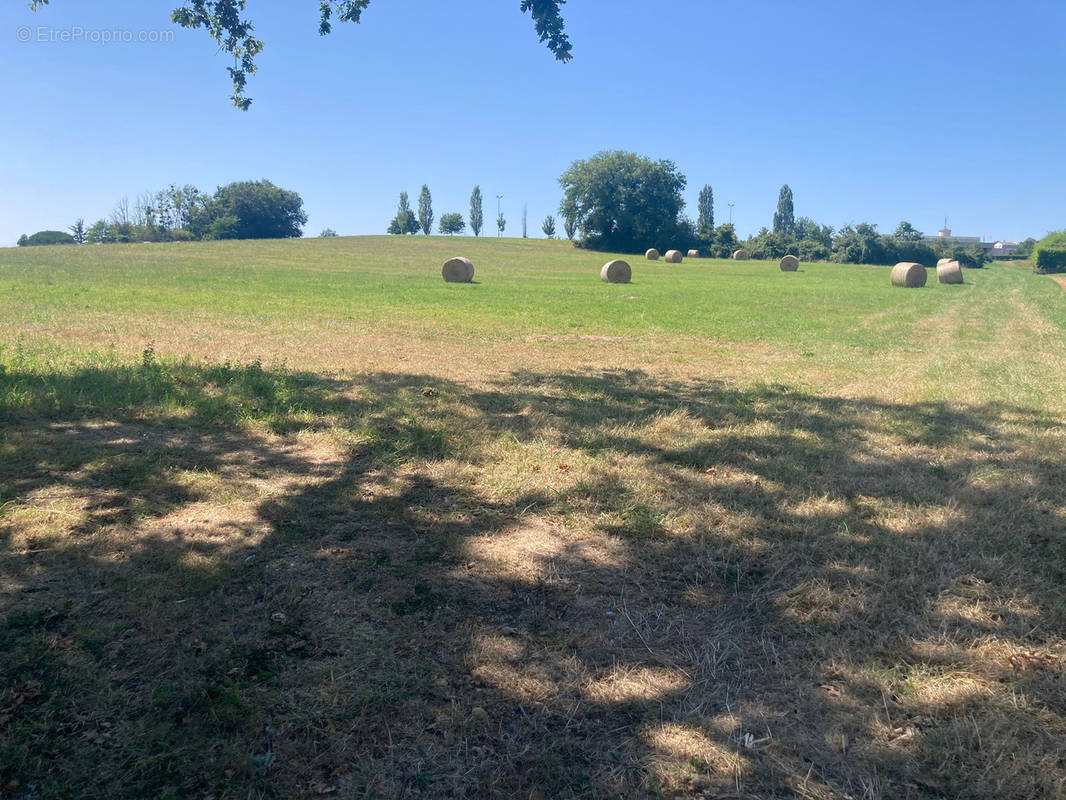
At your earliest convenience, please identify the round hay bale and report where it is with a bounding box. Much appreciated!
[442,257,474,283]
[664,250,683,263]
[779,254,800,272]
[687,249,700,258]
[645,248,660,261]
[937,259,964,285]
[600,259,632,284]
[732,249,748,260]
[890,262,927,288]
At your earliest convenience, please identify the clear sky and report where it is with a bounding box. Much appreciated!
[2,0,1063,247]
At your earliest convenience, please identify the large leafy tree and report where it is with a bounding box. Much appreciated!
[469,186,484,238]
[438,213,465,235]
[772,184,794,236]
[189,179,307,239]
[558,150,687,253]
[29,1,572,109]
[417,185,434,236]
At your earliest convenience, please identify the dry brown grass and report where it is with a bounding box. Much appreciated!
[3,359,1066,799]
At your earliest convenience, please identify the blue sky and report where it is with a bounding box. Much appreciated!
[2,0,1063,247]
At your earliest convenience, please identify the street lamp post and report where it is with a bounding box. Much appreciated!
[496,195,503,238]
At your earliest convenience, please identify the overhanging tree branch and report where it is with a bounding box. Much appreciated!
[29,1,571,110]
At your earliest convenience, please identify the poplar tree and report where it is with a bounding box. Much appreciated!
[469,186,484,237]
[417,185,433,235]
[773,185,795,236]
[697,185,714,240]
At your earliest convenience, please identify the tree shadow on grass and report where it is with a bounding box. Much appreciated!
[1,363,1064,798]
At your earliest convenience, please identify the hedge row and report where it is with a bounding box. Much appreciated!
[1033,231,1066,274]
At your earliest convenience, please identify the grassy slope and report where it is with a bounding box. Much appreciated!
[1,238,1064,800]
[0,235,978,345]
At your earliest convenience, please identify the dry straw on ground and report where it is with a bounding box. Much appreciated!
[645,248,660,261]
[442,256,475,283]
[687,249,700,258]
[937,259,964,284]
[664,250,683,263]
[600,259,632,284]
[732,249,748,260]
[780,255,799,272]
[891,262,928,288]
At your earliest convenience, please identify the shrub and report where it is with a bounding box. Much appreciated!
[207,215,241,240]
[745,228,794,260]
[797,238,829,261]
[1015,238,1037,259]
[86,220,115,244]
[22,230,76,246]
[832,223,887,264]
[931,241,986,269]
[1033,231,1066,273]
[705,224,739,258]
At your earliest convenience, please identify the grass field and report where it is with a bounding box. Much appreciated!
[1,237,1065,799]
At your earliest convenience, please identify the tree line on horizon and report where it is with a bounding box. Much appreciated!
[387,185,509,239]
[17,180,306,247]
[16,158,1047,270]
[556,151,1040,267]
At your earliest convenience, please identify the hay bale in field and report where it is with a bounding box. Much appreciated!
[442,256,475,283]
[664,250,683,263]
[601,259,632,284]
[937,259,964,285]
[732,249,748,260]
[780,254,799,272]
[891,262,927,288]
[645,248,660,260]
[687,249,700,258]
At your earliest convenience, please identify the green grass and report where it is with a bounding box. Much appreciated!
[1,237,1065,799]
[0,235,988,342]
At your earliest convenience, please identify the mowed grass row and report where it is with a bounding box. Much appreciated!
[1,237,1065,799]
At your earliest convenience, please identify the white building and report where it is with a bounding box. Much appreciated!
[920,224,1018,255]
[920,226,980,247]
